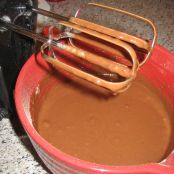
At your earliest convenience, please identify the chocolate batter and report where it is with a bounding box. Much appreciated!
[30,75,173,166]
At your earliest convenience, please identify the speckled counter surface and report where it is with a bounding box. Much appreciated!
[0,0,174,174]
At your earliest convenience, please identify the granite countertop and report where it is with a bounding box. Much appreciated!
[0,0,174,174]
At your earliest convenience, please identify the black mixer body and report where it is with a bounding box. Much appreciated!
[0,0,38,112]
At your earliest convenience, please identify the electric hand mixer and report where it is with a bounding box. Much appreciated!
[0,2,157,93]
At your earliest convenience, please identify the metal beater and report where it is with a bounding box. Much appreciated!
[0,3,157,93]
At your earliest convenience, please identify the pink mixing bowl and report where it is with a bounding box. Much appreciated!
[15,45,174,174]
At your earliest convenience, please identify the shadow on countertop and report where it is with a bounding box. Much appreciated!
[9,109,51,174]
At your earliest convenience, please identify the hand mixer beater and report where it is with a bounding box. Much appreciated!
[0,2,157,93]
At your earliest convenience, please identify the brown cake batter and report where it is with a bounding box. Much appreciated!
[30,75,173,166]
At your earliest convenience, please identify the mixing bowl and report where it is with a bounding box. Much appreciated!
[15,45,174,174]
